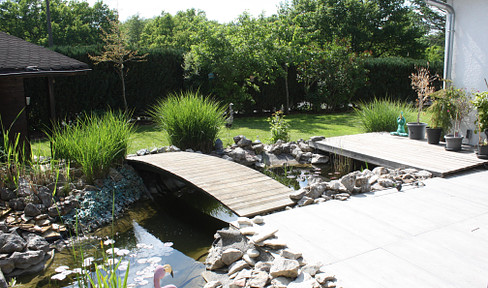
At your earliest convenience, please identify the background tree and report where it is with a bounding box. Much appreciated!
[90,17,147,111]
[0,0,116,46]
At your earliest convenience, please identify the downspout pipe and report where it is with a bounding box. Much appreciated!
[425,0,455,88]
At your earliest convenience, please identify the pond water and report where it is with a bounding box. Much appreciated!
[16,195,228,288]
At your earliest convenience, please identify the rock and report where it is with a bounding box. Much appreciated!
[301,263,321,276]
[222,155,234,161]
[309,136,325,142]
[10,250,45,269]
[270,258,300,278]
[239,227,258,236]
[306,183,326,199]
[252,216,264,225]
[355,176,371,193]
[242,254,256,266]
[416,170,432,178]
[25,233,50,253]
[24,203,41,217]
[222,248,244,266]
[280,249,302,260]
[0,269,7,288]
[136,149,149,156]
[378,178,396,188]
[327,180,346,192]
[0,256,15,274]
[368,174,379,185]
[37,187,52,207]
[252,144,264,154]
[0,233,26,254]
[233,135,244,144]
[340,174,356,192]
[311,154,329,164]
[229,277,246,288]
[262,239,287,249]
[185,148,194,152]
[149,147,159,154]
[271,277,292,288]
[298,142,313,152]
[288,272,321,288]
[228,260,249,275]
[372,166,389,175]
[8,199,25,211]
[300,152,313,162]
[248,270,269,287]
[6,258,46,277]
[333,193,350,201]
[204,280,223,288]
[0,188,15,201]
[237,217,253,227]
[247,249,260,258]
[0,223,7,233]
[290,189,306,201]
[251,229,278,244]
[254,261,272,272]
[237,137,253,148]
[206,246,224,270]
[315,273,336,285]
[297,196,314,207]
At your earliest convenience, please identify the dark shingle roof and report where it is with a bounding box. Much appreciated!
[0,31,91,77]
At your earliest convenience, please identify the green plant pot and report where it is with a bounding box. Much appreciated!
[406,122,427,140]
[444,134,463,151]
[426,127,442,144]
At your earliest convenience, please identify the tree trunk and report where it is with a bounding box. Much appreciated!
[45,0,53,47]
[118,68,128,111]
[284,65,290,113]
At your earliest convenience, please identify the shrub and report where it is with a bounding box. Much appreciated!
[267,110,290,143]
[149,91,226,153]
[354,98,417,132]
[49,111,133,183]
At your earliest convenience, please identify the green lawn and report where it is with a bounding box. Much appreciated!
[31,112,363,156]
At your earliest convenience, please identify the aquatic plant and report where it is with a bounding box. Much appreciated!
[149,91,226,153]
[48,110,134,183]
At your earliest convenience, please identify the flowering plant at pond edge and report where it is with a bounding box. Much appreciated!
[267,110,290,143]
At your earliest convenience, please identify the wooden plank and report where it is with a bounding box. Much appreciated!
[127,152,293,217]
[312,132,488,177]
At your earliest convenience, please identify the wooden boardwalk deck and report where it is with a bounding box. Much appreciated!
[127,152,293,217]
[263,169,488,287]
[310,132,488,177]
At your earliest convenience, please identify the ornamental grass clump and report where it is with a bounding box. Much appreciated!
[354,98,417,132]
[149,91,226,153]
[49,111,133,184]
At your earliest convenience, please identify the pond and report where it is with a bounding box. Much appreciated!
[16,194,229,288]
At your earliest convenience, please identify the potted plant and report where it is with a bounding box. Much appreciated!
[444,86,470,151]
[407,67,437,140]
[472,90,488,158]
[426,88,456,144]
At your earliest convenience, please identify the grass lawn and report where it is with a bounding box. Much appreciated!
[31,112,363,155]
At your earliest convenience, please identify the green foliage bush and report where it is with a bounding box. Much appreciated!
[49,111,133,184]
[354,98,417,132]
[149,91,226,153]
[355,57,443,103]
[267,110,290,143]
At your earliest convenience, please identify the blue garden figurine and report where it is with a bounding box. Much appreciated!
[390,111,408,137]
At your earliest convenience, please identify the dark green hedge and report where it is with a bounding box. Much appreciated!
[25,46,184,131]
[24,48,443,131]
[355,57,443,103]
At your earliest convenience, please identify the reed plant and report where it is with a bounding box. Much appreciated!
[354,98,418,132]
[0,117,27,189]
[149,91,226,153]
[48,110,133,184]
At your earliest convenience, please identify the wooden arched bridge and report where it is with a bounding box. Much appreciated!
[127,152,294,217]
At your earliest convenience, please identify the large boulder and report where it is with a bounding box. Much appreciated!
[0,233,26,254]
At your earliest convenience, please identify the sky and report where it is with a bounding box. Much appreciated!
[86,0,284,23]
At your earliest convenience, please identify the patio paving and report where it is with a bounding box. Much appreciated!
[263,168,488,287]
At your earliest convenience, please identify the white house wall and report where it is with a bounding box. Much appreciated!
[449,0,488,145]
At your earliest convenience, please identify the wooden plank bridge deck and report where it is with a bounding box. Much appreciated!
[311,132,488,177]
[263,169,488,287]
[127,152,293,217]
